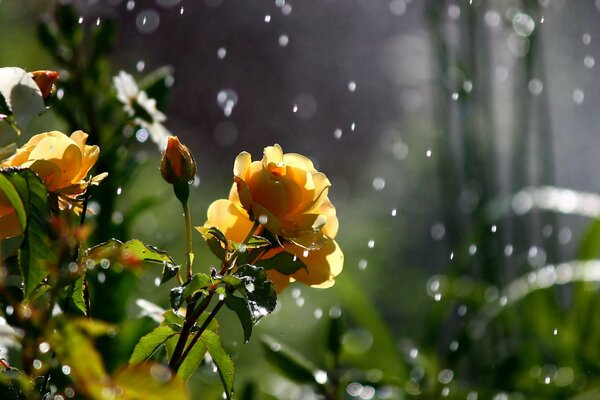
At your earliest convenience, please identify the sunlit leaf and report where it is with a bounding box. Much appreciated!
[201,330,234,399]
[170,273,212,310]
[160,263,180,284]
[175,337,207,382]
[260,335,318,384]
[0,172,26,234]
[130,325,177,364]
[198,226,228,261]
[113,363,189,400]
[233,264,277,320]
[69,275,88,315]
[225,294,253,343]
[84,239,175,273]
[256,251,307,275]
[3,169,54,298]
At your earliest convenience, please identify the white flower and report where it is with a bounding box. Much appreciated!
[113,71,170,150]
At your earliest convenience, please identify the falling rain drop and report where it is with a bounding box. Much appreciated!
[78,16,84,24]
[348,81,357,92]
[451,92,459,101]
[573,89,584,104]
[584,55,595,68]
[292,104,298,113]
[391,208,397,216]
[426,148,432,157]
[217,89,238,117]
[136,60,145,72]
[116,187,122,195]
[334,128,343,139]
[490,225,497,233]
[372,177,386,191]
[126,0,135,10]
[136,10,160,34]
[264,14,271,23]
[314,308,323,319]
[136,128,149,143]
[367,239,375,248]
[358,259,368,270]
[278,34,289,47]
[217,47,227,59]
[583,33,591,45]
[468,244,477,255]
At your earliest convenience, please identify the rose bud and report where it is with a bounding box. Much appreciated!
[161,136,197,185]
[30,70,60,100]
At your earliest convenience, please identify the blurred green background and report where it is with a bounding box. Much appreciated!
[4,0,600,398]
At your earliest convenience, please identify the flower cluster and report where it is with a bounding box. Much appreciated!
[201,144,343,292]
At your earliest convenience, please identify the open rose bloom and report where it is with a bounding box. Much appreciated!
[202,144,343,292]
[1,130,107,213]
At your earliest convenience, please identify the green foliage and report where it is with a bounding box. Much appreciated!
[129,325,177,364]
[200,330,235,400]
[83,239,176,272]
[256,250,307,275]
[0,169,53,298]
[260,335,319,384]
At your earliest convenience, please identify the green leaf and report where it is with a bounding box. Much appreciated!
[243,235,272,249]
[234,265,277,320]
[176,338,207,382]
[160,263,180,284]
[225,294,253,343]
[163,309,185,330]
[37,20,60,53]
[256,251,308,275]
[0,172,26,233]
[201,330,234,399]
[84,239,175,272]
[130,325,178,364]
[170,273,212,310]
[69,275,88,315]
[201,227,228,261]
[113,364,189,400]
[5,169,53,298]
[260,335,318,384]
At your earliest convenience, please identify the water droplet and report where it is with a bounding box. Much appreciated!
[33,359,42,369]
[100,259,110,269]
[217,89,238,116]
[348,81,357,92]
[116,187,122,195]
[126,0,135,10]
[180,6,184,14]
[5,306,13,316]
[504,244,513,256]
[372,177,386,191]
[314,308,323,319]
[350,122,356,131]
[136,128,149,143]
[468,244,477,255]
[278,34,289,47]
[484,10,501,27]
[216,47,227,59]
[238,244,247,253]
[154,277,161,286]
[573,88,584,104]
[490,225,497,233]
[447,4,460,19]
[314,370,328,384]
[295,297,305,307]
[584,55,595,68]
[62,365,71,375]
[136,60,145,72]
[38,342,51,354]
[334,128,343,139]
[358,259,368,270]
[438,369,454,384]
[329,306,342,318]
[98,272,106,283]
[367,239,375,248]
[96,17,101,26]
[512,12,535,37]
[559,227,572,244]
[553,328,558,335]
[391,208,397,216]
[451,92,459,101]
[528,78,543,95]
[78,16,84,24]
[409,348,419,359]
[258,215,268,225]
[136,10,160,34]
[431,223,446,240]
[264,14,271,23]
[449,251,454,260]
[583,33,591,45]
[426,148,432,157]
[389,0,406,16]
[281,3,292,15]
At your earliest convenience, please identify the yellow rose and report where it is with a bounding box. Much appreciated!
[1,130,107,210]
[202,198,343,292]
[0,189,21,239]
[232,144,336,249]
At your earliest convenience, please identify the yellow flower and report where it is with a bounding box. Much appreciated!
[232,144,337,249]
[202,198,343,292]
[1,130,107,211]
[0,189,21,239]
[200,144,343,292]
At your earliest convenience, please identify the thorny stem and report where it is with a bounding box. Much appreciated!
[174,299,225,370]
[183,202,194,281]
[170,221,261,373]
